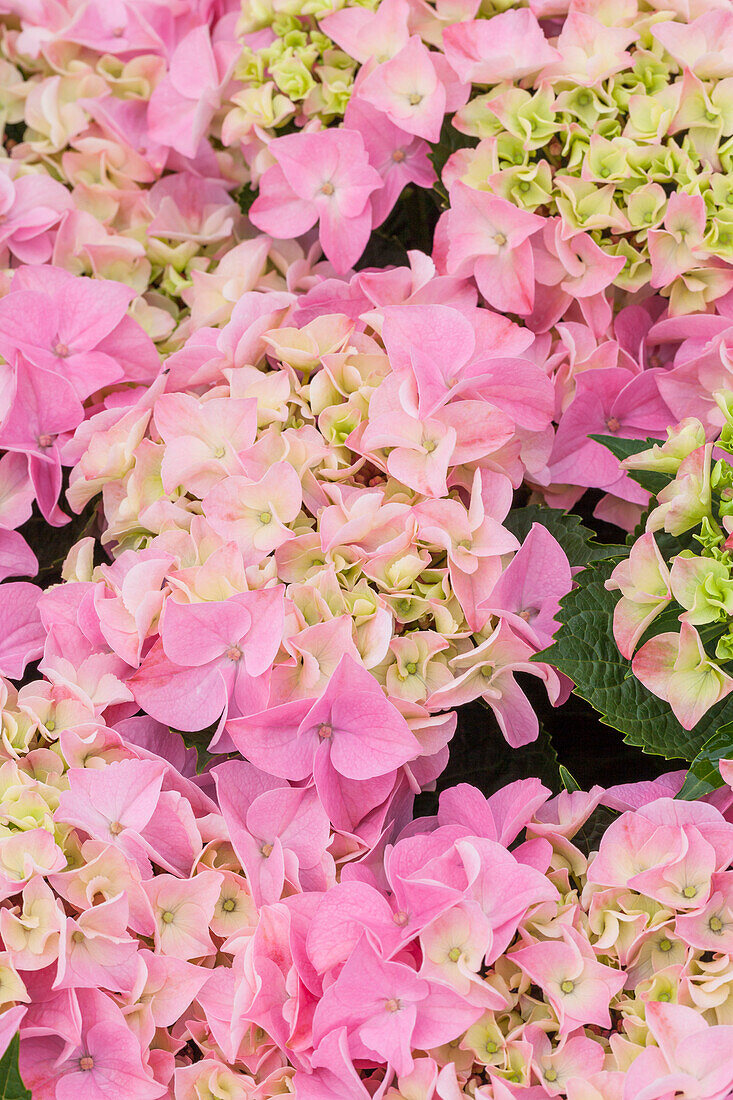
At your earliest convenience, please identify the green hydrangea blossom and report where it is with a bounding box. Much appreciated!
[232,0,375,129]
[445,5,733,312]
[226,0,733,312]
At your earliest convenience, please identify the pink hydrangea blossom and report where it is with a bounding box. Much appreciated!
[250,130,383,272]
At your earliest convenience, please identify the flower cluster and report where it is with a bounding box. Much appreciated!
[443,2,733,314]
[227,0,733,311]
[296,779,733,1100]
[0,678,298,1099]
[0,0,327,340]
[44,262,575,763]
[2,0,733,1093]
[2,671,733,1100]
[6,0,733,307]
[3,0,719,596]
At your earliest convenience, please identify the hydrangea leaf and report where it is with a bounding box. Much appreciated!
[558,764,582,792]
[538,557,733,761]
[676,723,733,800]
[0,1034,30,1100]
[171,719,223,774]
[590,434,671,495]
[504,505,626,567]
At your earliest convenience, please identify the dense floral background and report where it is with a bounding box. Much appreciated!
[2,0,733,1097]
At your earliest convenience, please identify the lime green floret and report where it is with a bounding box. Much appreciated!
[449,29,733,306]
[231,0,733,311]
[234,0,377,127]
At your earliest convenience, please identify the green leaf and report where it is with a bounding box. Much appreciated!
[538,557,733,761]
[558,765,581,792]
[171,719,223,773]
[677,723,733,800]
[504,505,626,568]
[590,434,671,495]
[0,1034,31,1100]
[234,182,257,216]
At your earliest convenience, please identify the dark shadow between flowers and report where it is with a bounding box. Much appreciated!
[414,679,689,822]
[355,184,442,270]
[17,494,102,592]
[12,492,102,692]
